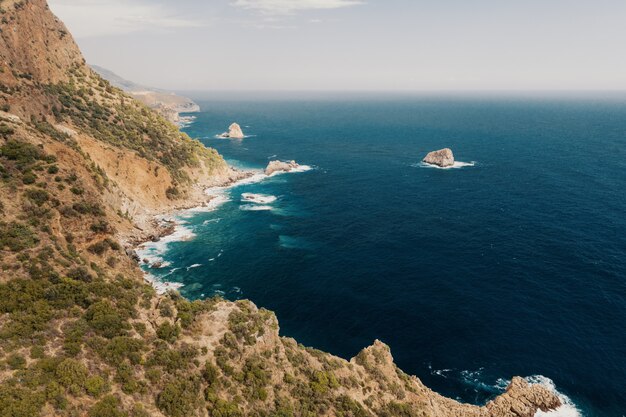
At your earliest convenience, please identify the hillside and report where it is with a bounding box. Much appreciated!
[0,1,561,416]
[91,65,200,125]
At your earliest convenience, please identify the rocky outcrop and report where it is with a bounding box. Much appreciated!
[265,160,300,175]
[486,377,562,417]
[423,148,455,167]
[219,122,245,139]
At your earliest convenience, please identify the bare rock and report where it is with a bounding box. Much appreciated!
[265,160,300,176]
[219,123,245,139]
[423,148,454,167]
[486,377,561,417]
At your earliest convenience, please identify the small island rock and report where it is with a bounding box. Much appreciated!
[265,160,300,176]
[423,148,454,167]
[219,123,245,139]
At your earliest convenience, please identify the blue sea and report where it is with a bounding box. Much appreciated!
[139,93,626,416]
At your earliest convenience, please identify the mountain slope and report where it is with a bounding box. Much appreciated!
[91,65,200,125]
[0,1,561,416]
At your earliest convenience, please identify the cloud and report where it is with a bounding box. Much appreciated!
[48,0,205,38]
[232,0,364,15]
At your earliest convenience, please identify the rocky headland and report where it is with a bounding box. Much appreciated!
[423,148,455,167]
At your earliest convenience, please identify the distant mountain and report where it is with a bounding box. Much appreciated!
[91,65,200,124]
[90,65,150,92]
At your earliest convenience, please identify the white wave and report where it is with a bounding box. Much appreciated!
[182,191,230,215]
[240,204,273,211]
[267,154,277,159]
[430,368,581,416]
[136,222,196,265]
[241,193,277,204]
[186,263,202,271]
[416,161,476,170]
[143,273,184,295]
[213,134,256,140]
[203,218,221,225]
[267,165,313,177]
[177,116,196,128]
[528,376,582,417]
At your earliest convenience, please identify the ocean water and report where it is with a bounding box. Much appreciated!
[139,93,626,416]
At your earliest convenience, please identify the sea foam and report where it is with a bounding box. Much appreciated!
[429,367,582,417]
[241,193,278,204]
[528,376,582,417]
[415,161,476,169]
[240,204,274,211]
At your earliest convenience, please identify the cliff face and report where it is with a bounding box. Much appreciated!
[0,1,561,416]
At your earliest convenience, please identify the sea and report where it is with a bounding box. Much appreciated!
[138,92,626,417]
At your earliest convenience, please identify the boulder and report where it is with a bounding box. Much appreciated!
[219,123,245,139]
[423,148,454,167]
[265,160,300,176]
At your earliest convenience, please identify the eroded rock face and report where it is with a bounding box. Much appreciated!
[423,148,455,167]
[265,160,300,175]
[220,123,245,139]
[486,377,562,417]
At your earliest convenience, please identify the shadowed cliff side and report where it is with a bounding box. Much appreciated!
[0,1,561,416]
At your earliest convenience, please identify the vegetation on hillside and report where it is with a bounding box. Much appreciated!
[41,67,223,184]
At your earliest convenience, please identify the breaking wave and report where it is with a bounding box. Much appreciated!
[413,161,476,169]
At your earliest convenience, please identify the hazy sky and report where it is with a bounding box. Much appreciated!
[48,0,626,91]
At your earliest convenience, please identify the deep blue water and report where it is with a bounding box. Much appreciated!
[142,93,626,416]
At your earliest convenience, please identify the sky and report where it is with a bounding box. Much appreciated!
[48,0,626,91]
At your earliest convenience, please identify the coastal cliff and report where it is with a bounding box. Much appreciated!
[0,1,560,416]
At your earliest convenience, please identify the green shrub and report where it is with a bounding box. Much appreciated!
[0,123,14,138]
[98,336,144,366]
[6,353,26,369]
[156,321,180,343]
[88,395,128,417]
[24,189,49,206]
[84,300,128,339]
[156,377,202,417]
[0,384,46,417]
[55,358,88,394]
[0,140,43,164]
[0,221,39,251]
[30,345,45,359]
[85,375,108,397]
[90,220,110,234]
[22,171,36,184]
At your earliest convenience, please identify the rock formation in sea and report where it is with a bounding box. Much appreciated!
[219,122,245,139]
[423,148,455,167]
[265,160,300,175]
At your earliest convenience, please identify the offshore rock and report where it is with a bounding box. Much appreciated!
[219,123,245,139]
[265,160,300,175]
[423,148,454,167]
